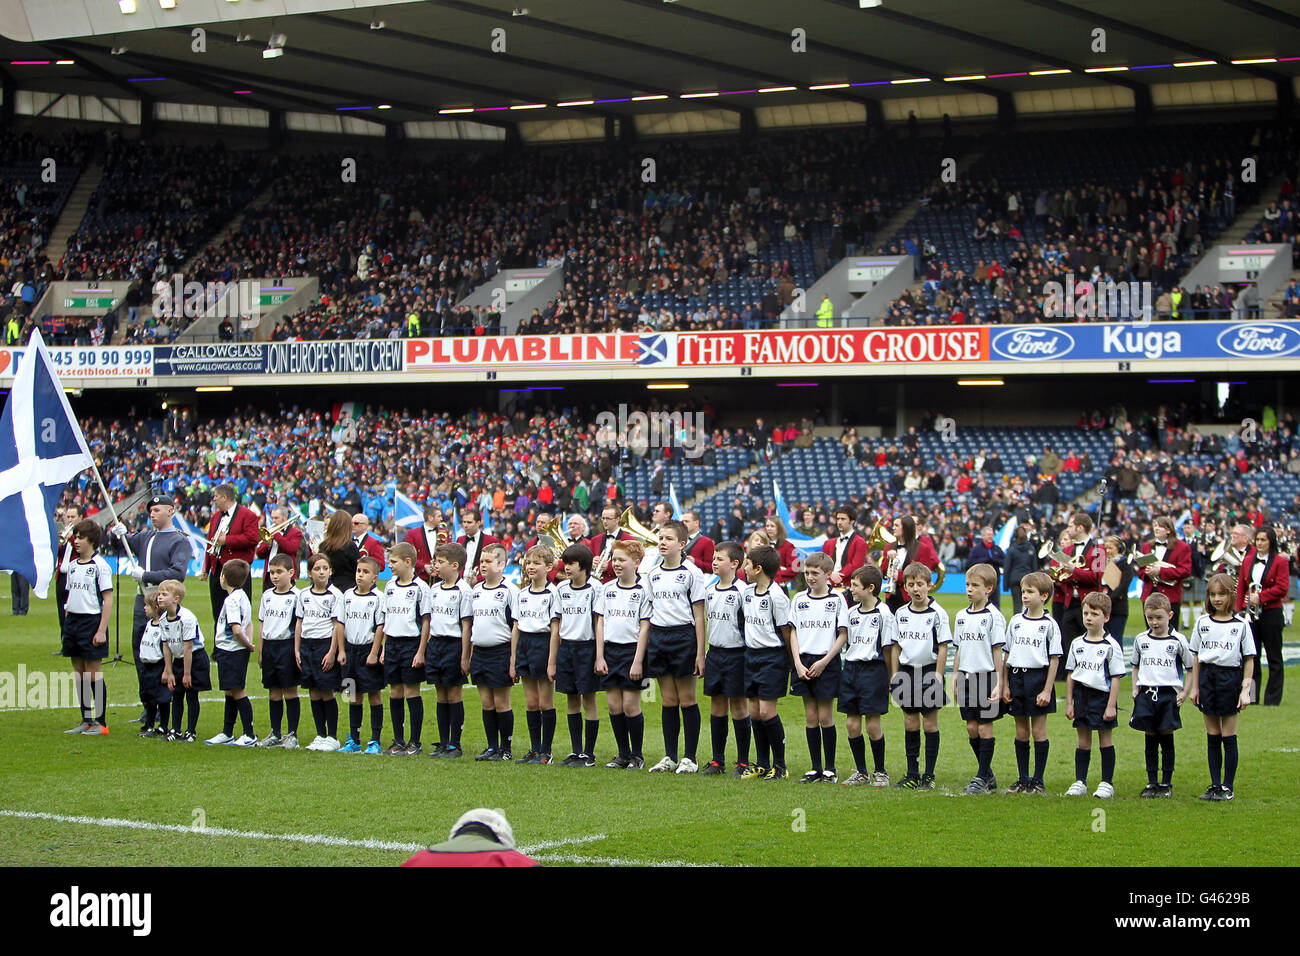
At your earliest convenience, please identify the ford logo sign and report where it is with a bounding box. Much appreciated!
[1216,323,1300,359]
[991,327,1075,361]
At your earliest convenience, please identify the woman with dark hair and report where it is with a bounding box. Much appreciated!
[1003,526,1038,616]
[1236,525,1289,705]
[318,509,361,594]
[1101,535,1134,640]
[884,514,939,612]
[764,517,798,589]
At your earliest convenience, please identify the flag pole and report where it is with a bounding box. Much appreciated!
[89,462,137,668]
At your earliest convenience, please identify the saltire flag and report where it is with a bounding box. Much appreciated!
[995,515,1017,551]
[0,330,94,598]
[668,482,684,521]
[771,479,827,559]
[394,489,423,529]
[171,513,211,576]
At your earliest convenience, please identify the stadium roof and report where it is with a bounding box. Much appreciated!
[0,0,1296,139]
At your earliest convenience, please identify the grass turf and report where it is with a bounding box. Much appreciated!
[2,579,1298,867]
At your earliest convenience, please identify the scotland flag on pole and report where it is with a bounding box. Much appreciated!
[393,489,423,529]
[0,330,93,598]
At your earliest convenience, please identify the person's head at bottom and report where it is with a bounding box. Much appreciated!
[401,809,539,868]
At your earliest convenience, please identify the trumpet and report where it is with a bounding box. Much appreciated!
[1246,582,1263,621]
[260,510,303,543]
[592,533,618,579]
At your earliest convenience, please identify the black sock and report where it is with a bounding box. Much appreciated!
[77,673,89,722]
[1015,738,1030,781]
[662,704,681,761]
[681,704,701,762]
[870,735,886,774]
[389,698,405,743]
[185,690,200,735]
[370,704,383,743]
[923,730,939,777]
[1075,747,1091,783]
[170,695,184,731]
[450,701,465,747]
[628,712,644,758]
[968,735,981,760]
[849,734,867,773]
[1206,733,1223,787]
[541,707,556,753]
[437,701,450,745]
[407,697,423,745]
[93,678,106,725]
[806,726,823,772]
[584,718,599,756]
[223,697,237,736]
[568,712,583,755]
[978,737,995,780]
[269,698,283,737]
[733,716,751,765]
[143,702,156,728]
[1145,735,1160,785]
[1159,733,1174,785]
[610,712,630,758]
[310,698,325,737]
[526,709,542,752]
[1222,735,1239,789]
[710,714,728,763]
[822,725,837,772]
[237,697,254,736]
[764,716,786,768]
[349,703,363,742]
[285,697,300,735]
[483,708,499,750]
[1100,744,1116,784]
[1032,739,1049,781]
[325,698,338,738]
[497,710,514,752]
[905,728,920,777]
[753,717,771,767]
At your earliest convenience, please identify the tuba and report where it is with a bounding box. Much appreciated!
[617,506,661,547]
[865,518,897,554]
[537,517,572,554]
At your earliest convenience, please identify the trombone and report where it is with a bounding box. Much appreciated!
[260,510,303,543]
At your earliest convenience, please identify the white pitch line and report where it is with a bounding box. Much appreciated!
[517,834,607,853]
[530,851,712,867]
[0,808,607,858]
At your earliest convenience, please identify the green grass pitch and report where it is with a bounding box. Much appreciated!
[2,579,1297,867]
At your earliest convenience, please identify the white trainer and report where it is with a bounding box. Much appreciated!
[232,734,258,747]
[674,757,699,774]
[648,756,679,773]
[1065,780,1088,796]
[205,732,234,746]
[1093,781,1115,799]
[305,735,326,751]
[321,736,341,752]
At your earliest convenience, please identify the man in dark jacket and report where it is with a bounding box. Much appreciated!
[110,493,193,722]
[966,526,1006,609]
